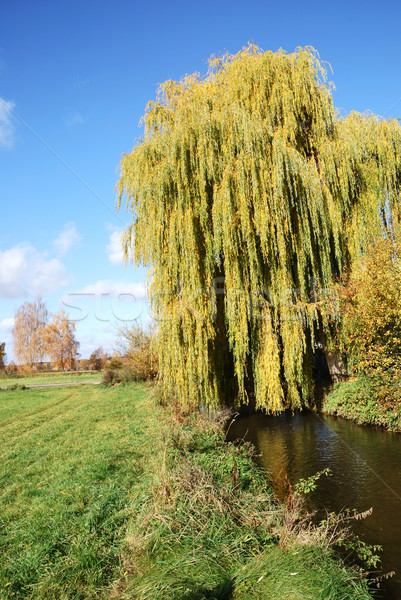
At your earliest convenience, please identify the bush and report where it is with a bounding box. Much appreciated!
[102,369,120,386]
[333,238,401,377]
[115,323,158,381]
[3,363,20,376]
[101,367,145,386]
[105,356,124,370]
[321,237,401,420]
[323,376,401,431]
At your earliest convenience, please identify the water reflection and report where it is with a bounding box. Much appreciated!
[227,410,401,598]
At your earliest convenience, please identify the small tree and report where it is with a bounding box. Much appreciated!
[116,322,158,380]
[89,346,108,371]
[0,342,6,370]
[12,297,48,370]
[44,309,80,371]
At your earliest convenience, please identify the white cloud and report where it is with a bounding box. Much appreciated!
[0,243,69,299]
[79,279,146,299]
[107,228,126,265]
[0,97,15,149]
[53,222,81,256]
[77,331,114,359]
[30,257,69,295]
[65,112,84,127]
[0,317,14,334]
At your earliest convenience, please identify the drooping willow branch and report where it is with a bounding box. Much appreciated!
[117,44,401,411]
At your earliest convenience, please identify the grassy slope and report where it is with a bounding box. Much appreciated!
[117,406,373,600]
[0,384,374,599]
[323,377,401,431]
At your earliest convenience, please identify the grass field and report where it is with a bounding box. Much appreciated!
[0,383,374,599]
[0,383,162,599]
[0,372,102,387]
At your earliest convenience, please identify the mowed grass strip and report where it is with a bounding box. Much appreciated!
[0,383,161,599]
[0,372,102,388]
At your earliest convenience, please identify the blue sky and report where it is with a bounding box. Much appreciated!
[0,0,400,360]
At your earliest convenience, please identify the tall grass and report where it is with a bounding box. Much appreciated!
[114,403,374,600]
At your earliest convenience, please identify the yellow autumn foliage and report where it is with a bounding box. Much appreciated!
[335,238,401,376]
[117,45,401,411]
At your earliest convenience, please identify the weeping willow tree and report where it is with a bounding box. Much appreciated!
[117,45,401,411]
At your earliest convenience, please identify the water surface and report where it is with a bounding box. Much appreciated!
[227,410,401,598]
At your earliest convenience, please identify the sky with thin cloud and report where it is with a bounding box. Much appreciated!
[0,0,400,360]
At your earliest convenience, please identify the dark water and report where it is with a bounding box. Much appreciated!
[227,410,401,598]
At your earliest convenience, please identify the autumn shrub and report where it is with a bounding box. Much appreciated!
[115,323,158,381]
[321,237,401,380]
[336,238,401,377]
[322,237,401,426]
[102,369,119,385]
[3,363,19,376]
[101,366,146,385]
[105,356,124,370]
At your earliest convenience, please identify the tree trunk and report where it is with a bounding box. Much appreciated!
[324,350,348,383]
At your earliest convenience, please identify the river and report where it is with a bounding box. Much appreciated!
[227,410,401,598]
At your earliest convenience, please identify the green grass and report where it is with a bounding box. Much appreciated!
[0,372,101,387]
[116,405,374,600]
[0,384,374,599]
[0,383,163,599]
[323,376,401,431]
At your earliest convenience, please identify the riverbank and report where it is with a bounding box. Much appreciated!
[323,376,401,432]
[114,390,375,599]
[0,383,374,598]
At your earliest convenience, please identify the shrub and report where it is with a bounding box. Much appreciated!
[101,367,146,386]
[102,369,120,386]
[334,238,401,377]
[321,237,401,419]
[105,356,124,370]
[115,323,158,381]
